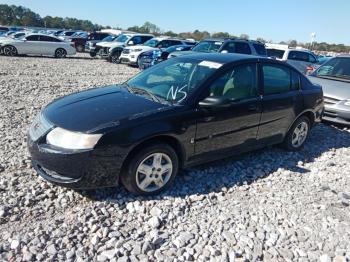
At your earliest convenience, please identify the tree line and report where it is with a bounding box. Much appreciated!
[1,4,349,53]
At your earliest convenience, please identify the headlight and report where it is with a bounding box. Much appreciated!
[132,49,143,52]
[46,127,102,150]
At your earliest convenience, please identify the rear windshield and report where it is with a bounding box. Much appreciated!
[267,49,285,59]
[253,44,267,56]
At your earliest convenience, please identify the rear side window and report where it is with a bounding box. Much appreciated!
[235,42,251,54]
[253,44,267,56]
[267,49,285,59]
[40,36,61,42]
[308,54,317,63]
[263,64,291,94]
[288,51,309,62]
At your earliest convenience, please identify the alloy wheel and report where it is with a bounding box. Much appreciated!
[135,153,173,192]
[3,46,17,56]
[292,121,309,148]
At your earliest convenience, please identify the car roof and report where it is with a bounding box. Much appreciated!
[176,53,261,64]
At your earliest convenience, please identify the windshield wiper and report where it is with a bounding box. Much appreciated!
[122,83,162,103]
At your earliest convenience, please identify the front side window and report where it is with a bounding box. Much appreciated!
[263,64,292,94]
[221,42,235,53]
[40,36,61,42]
[192,41,223,53]
[26,35,40,41]
[131,36,142,45]
[126,58,220,103]
[208,64,258,100]
[315,57,350,80]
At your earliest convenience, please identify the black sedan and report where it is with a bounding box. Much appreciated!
[28,53,324,195]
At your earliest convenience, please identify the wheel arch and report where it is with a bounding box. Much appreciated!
[286,110,315,136]
[120,135,186,176]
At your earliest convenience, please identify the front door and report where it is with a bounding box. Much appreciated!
[194,63,262,156]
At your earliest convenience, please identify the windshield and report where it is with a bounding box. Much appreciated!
[144,39,160,47]
[192,41,223,53]
[315,57,350,80]
[267,48,285,59]
[114,34,131,43]
[102,35,116,42]
[126,58,221,103]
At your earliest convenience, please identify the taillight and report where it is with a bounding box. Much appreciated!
[306,65,314,72]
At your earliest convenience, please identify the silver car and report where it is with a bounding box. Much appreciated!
[308,55,350,125]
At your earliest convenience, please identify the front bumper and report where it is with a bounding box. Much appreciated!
[323,106,350,125]
[28,135,125,189]
[119,53,138,65]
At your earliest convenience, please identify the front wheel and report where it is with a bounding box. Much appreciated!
[76,44,84,52]
[3,45,18,56]
[121,144,179,195]
[110,51,121,63]
[55,48,67,58]
[283,116,310,151]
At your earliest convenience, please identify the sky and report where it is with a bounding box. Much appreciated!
[1,0,349,45]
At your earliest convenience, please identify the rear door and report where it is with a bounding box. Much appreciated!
[258,63,303,144]
[37,35,62,55]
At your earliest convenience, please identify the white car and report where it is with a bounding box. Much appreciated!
[95,33,154,59]
[266,43,318,74]
[119,38,196,65]
[0,34,76,58]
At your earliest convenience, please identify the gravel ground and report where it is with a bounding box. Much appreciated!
[0,53,350,262]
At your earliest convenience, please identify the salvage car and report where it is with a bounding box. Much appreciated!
[28,53,323,195]
[0,34,76,58]
[96,33,154,62]
[169,38,267,59]
[266,43,318,74]
[308,55,350,125]
[138,44,195,69]
[119,38,196,66]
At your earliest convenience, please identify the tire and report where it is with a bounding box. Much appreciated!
[55,48,67,58]
[110,51,121,64]
[283,116,311,151]
[76,44,84,52]
[121,143,179,195]
[89,51,96,57]
[3,45,17,56]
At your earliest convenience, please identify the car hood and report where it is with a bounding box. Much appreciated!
[98,41,125,48]
[43,85,170,133]
[308,76,350,100]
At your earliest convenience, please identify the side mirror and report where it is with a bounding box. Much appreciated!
[128,40,134,45]
[220,50,228,54]
[199,96,231,108]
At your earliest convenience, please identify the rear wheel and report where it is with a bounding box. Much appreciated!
[3,45,17,56]
[55,48,67,58]
[283,116,310,151]
[121,143,178,195]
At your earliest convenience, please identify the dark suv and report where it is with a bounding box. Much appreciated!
[169,38,267,58]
